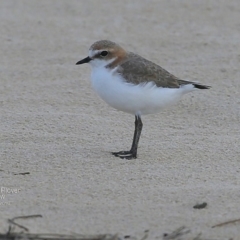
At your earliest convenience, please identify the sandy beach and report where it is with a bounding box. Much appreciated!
[0,0,240,239]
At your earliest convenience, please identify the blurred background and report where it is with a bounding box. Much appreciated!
[1,0,240,239]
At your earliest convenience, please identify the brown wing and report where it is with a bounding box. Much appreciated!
[117,52,181,88]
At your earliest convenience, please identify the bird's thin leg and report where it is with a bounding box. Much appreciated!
[112,115,143,159]
[130,115,143,156]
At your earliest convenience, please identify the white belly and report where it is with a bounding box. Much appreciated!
[91,67,193,115]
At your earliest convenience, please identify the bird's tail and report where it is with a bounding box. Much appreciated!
[178,80,211,90]
[192,83,211,89]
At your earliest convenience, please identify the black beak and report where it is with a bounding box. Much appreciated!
[76,56,91,65]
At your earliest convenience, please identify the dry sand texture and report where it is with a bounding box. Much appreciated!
[0,0,240,239]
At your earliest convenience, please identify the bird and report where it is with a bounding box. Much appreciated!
[76,40,210,160]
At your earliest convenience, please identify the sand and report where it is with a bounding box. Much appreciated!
[0,0,240,239]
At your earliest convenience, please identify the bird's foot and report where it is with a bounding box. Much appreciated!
[112,150,137,160]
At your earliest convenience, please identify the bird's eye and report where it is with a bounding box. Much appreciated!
[100,51,108,57]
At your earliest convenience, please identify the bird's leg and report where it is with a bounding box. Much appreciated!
[130,115,143,157]
[112,115,143,159]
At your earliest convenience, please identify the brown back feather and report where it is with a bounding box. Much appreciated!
[116,52,181,88]
[108,52,210,89]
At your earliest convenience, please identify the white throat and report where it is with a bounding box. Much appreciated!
[89,57,116,69]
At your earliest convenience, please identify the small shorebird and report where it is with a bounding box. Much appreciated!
[76,40,210,159]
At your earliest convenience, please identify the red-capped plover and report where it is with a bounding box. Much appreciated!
[76,40,210,160]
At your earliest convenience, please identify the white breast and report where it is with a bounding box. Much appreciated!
[90,66,195,116]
